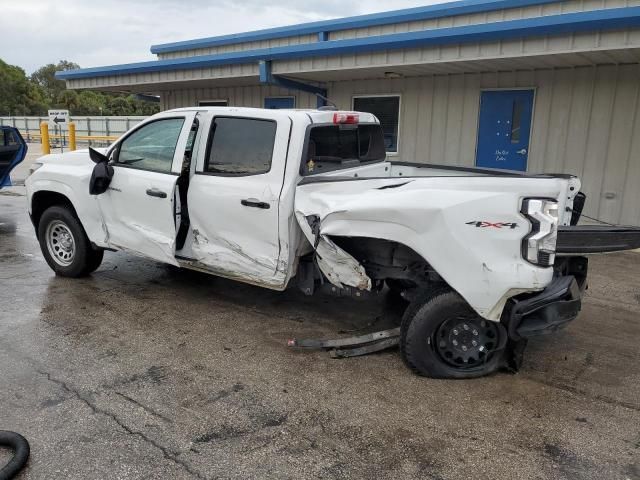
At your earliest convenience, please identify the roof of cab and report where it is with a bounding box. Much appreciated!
[164,107,380,124]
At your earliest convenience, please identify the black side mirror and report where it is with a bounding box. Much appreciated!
[89,147,114,195]
[89,147,109,164]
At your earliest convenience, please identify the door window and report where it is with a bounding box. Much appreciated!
[1,128,20,146]
[116,118,185,173]
[204,117,276,175]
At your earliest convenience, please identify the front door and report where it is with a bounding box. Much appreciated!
[98,113,196,265]
[0,127,27,188]
[264,97,295,109]
[476,90,534,171]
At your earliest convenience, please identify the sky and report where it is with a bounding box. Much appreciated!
[1,0,447,74]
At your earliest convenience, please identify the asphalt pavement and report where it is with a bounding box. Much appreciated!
[0,175,639,479]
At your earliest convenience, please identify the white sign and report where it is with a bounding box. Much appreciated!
[48,109,69,129]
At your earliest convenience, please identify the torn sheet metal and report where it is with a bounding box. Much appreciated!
[288,327,400,359]
[294,175,573,321]
[294,211,371,291]
[186,226,287,289]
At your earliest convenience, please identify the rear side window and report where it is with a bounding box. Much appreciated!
[205,117,276,175]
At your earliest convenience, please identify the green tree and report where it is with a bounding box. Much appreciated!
[75,91,105,115]
[107,96,131,116]
[129,95,160,115]
[0,59,37,115]
[1,57,161,117]
[30,60,80,106]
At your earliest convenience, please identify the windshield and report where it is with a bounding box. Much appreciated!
[301,124,386,175]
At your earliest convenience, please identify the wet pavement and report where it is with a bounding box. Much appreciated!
[0,188,639,480]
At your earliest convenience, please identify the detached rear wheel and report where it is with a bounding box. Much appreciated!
[400,290,506,379]
[38,206,103,277]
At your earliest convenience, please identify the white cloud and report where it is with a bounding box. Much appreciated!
[0,0,446,73]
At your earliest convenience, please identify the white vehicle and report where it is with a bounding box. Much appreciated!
[25,107,640,378]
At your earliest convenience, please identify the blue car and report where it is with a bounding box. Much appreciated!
[0,127,27,188]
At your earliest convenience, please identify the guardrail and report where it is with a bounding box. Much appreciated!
[37,123,122,154]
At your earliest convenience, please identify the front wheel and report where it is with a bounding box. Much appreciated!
[38,206,103,277]
[400,290,506,379]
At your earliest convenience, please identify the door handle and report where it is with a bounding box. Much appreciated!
[241,199,270,209]
[146,188,167,198]
[517,148,528,155]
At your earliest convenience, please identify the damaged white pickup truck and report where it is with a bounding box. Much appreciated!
[26,107,640,378]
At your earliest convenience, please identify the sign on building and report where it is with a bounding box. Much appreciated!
[48,110,70,129]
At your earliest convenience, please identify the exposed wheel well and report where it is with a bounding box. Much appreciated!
[31,191,77,238]
[328,236,445,290]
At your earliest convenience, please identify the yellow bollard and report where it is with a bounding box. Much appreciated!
[40,122,50,155]
[68,122,77,151]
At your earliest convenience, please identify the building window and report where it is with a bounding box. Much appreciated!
[353,95,400,153]
[199,100,228,107]
[264,97,295,109]
[205,117,276,175]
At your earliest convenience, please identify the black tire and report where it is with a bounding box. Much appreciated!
[400,289,506,379]
[85,249,105,274]
[0,430,30,480]
[37,206,103,277]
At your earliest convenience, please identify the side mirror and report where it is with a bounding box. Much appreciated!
[89,147,109,164]
[89,147,114,195]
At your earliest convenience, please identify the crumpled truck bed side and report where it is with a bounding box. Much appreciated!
[295,175,574,321]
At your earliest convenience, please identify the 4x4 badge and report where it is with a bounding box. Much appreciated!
[466,221,518,229]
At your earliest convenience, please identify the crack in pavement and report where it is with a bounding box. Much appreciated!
[36,370,208,480]
[113,391,173,424]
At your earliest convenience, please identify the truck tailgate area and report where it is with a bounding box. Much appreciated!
[557,225,640,254]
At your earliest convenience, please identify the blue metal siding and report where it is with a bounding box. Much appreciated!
[149,0,563,54]
[57,7,640,80]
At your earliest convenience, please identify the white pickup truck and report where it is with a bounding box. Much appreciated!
[25,108,640,379]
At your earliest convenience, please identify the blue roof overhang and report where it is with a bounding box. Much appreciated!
[150,0,563,54]
[57,7,640,81]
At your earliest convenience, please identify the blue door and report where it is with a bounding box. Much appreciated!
[264,97,295,109]
[476,90,534,171]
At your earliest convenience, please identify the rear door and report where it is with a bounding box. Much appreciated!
[97,112,197,265]
[184,110,291,288]
[0,127,27,188]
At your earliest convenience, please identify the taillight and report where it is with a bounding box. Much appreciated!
[333,112,359,124]
[521,198,559,267]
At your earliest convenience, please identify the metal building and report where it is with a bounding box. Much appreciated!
[57,0,640,224]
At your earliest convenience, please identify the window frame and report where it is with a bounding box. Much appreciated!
[110,116,187,176]
[198,115,278,177]
[299,122,387,176]
[198,99,229,107]
[352,94,402,157]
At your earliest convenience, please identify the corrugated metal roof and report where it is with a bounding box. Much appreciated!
[57,7,640,81]
[149,0,562,54]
